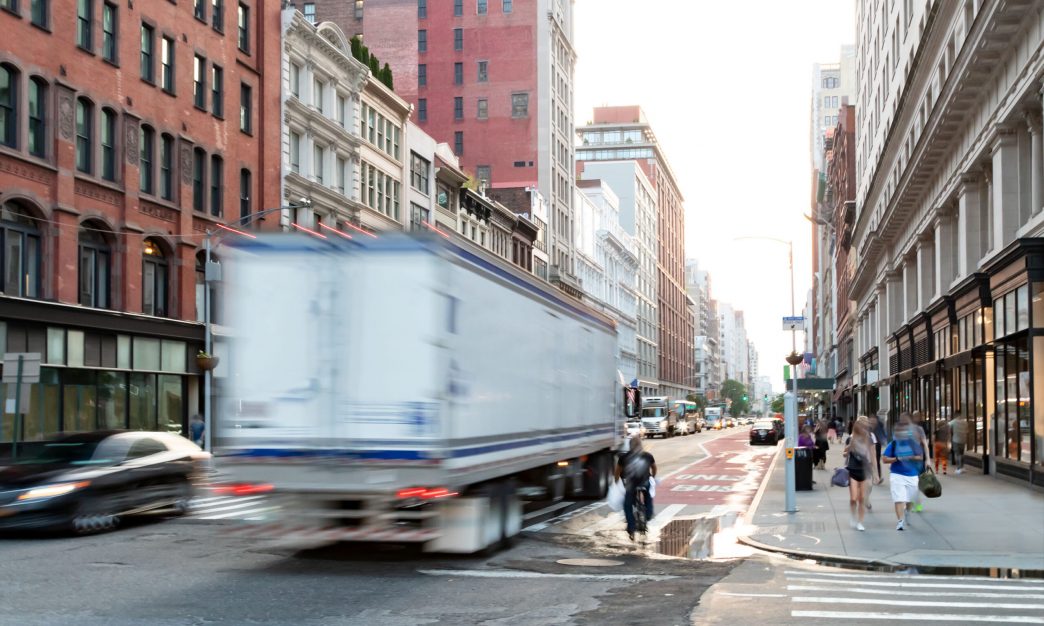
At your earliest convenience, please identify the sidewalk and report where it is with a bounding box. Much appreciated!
[739,440,1044,572]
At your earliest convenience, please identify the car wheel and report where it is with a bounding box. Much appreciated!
[171,479,193,516]
[71,500,121,535]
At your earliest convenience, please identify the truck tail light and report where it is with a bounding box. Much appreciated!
[212,483,274,496]
[396,487,458,500]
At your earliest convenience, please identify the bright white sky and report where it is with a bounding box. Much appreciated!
[574,0,856,393]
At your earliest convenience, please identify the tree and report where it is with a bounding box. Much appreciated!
[720,379,750,416]
[770,393,785,413]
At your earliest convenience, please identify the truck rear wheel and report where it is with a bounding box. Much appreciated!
[579,453,610,500]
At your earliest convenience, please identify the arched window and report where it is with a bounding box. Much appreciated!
[142,237,168,317]
[0,201,41,298]
[76,97,93,173]
[193,147,206,212]
[139,124,154,194]
[28,77,46,158]
[159,133,174,200]
[209,154,223,216]
[0,64,18,148]
[78,223,110,308]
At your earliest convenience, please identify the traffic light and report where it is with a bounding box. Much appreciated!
[742,395,748,402]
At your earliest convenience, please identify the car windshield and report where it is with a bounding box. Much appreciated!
[17,440,120,466]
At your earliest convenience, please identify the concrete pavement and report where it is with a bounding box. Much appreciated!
[739,441,1044,572]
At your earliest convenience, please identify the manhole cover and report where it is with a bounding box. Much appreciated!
[556,558,624,567]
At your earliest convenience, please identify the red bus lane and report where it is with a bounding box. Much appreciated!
[656,430,778,511]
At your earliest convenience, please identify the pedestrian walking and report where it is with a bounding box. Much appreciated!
[948,412,968,474]
[190,414,205,449]
[814,419,830,469]
[843,416,880,531]
[882,413,925,531]
[934,418,951,474]
[869,414,886,479]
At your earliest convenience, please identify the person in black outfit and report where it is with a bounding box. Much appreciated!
[614,435,656,541]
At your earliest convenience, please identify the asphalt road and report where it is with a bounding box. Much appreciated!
[0,426,756,625]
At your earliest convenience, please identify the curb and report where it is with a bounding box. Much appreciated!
[742,442,782,526]
[736,533,893,569]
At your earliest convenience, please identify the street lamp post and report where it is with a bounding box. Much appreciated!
[202,201,311,456]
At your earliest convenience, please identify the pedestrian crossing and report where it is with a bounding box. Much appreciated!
[783,568,1044,623]
[188,494,279,521]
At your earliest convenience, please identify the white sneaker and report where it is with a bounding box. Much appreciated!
[856,522,866,532]
[956,468,963,475]
[896,519,905,531]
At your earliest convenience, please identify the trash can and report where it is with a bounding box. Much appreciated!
[795,446,814,491]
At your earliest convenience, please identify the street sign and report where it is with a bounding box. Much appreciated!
[2,353,41,383]
[782,316,805,331]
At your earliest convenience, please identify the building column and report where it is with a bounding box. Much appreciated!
[917,235,935,310]
[957,175,982,277]
[933,210,956,298]
[903,257,917,322]
[1026,110,1043,216]
[886,272,903,336]
[992,129,1020,250]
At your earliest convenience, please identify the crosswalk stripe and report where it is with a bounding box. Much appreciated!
[791,610,1044,623]
[792,596,1044,610]
[784,569,1044,585]
[190,495,266,508]
[191,499,275,515]
[787,585,1044,599]
[522,501,574,521]
[198,506,280,520]
[785,576,1044,591]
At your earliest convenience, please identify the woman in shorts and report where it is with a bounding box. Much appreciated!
[843,416,879,531]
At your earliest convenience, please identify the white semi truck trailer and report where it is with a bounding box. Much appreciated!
[215,233,629,553]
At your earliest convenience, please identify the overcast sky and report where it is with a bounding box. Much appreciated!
[573,0,856,392]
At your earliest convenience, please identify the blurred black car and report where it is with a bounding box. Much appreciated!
[750,420,781,445]
[0,431,209,534]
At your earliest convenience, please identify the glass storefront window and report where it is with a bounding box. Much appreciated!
[1035,336,1044,469]
[161,340,186,373]
[62,369,97,432]
[995,300,1004,341]
[46,327,64,365]
[1005,291,1017,336]
[983,305,994,345]
[1017,285,1030,332]
[158,374,183,434]
[117,335,131,369]
[1034,283,1044,329]
[128,372,157,431]
[67,330,85,367]
[97,371,127,430]
[133,337,160,371]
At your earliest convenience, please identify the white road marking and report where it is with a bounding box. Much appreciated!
[190,499,274,516]
[719,592,787,598]
[792,596,1044,610]
[648,504,686,529]
[784,569,1044,584]
[198,506,280,520]
[785,576,1044,591]
[791,610,1044,624]
[418,569,677,582]
[787,585,1044,599]
[191,495,266,508]
[522,501,574,521]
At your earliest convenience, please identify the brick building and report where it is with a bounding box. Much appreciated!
[0,0,280,445]
[829,104,856,419]
[306,0,579,294]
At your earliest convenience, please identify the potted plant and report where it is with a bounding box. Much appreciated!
[196,350,219,371]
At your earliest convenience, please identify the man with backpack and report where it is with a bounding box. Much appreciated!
[614,435,657,541]
[882,413,924,531]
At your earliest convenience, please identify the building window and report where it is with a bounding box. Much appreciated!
[237,3,250,53]
[418,98,427,122]
[503,0,511,12]
[192,148,205,212]
[100,108,116,181]
[354,0,362,19]
[142,238,168,317]
[454,131,463,155]
[289,131,300,173]
[209,155,222,216]
[477,98,487,120]
[193,55,206,109]
[410,153,430,194]
[418,29,427,52]
[313,78,324,112]
[194,0,205,21]
[453,28,463,51]
[289,62,300,98]
[336,94,346,126]
[302,2,315,23]
[211,0,223,30]
[417,0,426,18]
[75,98,92,173]
[140,23,154,83]
[454,96,463,120]
[77,0,92,51]
[453,62,463,85]
[454,0,462,16]
[313,144,324,184]
[476,165,490,185]
[30,0,46,27]
[211,65,223,117]
[78,226,110,309]
[139,125,154,194]
[160,36,175,92]
[511,92,528,118]
[240,83,252,133]
[418,63,426,87]
[239,168,251,220]
[477,60,488,82]
[101,2,117,63]
[27,78,45,158]
[159,134,174,200]
[336,156,346,194]
[477,0,486,14]
[1,204,41,298]
[410,203,428,231]
[0,66,14,149]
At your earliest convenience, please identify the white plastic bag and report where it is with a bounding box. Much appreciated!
[607,479,625,512]
[648,477,657,499]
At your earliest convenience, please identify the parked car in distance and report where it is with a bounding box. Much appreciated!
[750,420,781,445]
[725,417,736,428]
[626,419,645,439]
[0,431,209,534]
